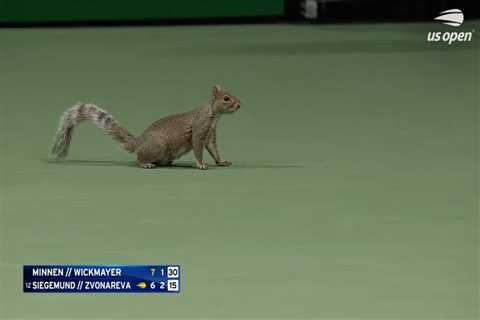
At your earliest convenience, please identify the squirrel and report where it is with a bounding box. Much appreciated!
[50,85,241,170]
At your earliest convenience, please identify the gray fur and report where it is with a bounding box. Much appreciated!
[50,102,136,159]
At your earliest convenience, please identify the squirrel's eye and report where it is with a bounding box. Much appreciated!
[223,96,230,102]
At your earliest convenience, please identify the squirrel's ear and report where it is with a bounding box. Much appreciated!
[212,85,222,97]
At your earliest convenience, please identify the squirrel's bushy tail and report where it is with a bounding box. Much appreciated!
[50,102,137,159]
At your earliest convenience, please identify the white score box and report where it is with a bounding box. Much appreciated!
[167,279,179,292]
[167,266,179,278]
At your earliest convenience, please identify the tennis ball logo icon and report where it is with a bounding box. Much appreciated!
[434,9,464,27]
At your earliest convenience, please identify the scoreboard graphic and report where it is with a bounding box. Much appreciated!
[23,265,180,293]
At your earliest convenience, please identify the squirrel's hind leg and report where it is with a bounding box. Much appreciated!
[135,137,168,169]
[140,163,156,169]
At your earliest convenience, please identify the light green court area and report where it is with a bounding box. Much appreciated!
[0,22,478,319]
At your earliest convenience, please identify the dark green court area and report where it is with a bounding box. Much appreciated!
[0,22,478,319]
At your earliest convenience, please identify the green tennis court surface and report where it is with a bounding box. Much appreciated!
[0,22,478,319]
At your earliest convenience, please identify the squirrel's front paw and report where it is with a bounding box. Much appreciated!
[196,162,208,170]
[217,160,232,167]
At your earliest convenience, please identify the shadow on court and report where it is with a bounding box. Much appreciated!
[43,159,305,169]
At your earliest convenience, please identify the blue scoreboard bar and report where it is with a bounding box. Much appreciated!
[23,265,180,293]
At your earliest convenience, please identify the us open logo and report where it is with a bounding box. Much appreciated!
[427,9,474,45]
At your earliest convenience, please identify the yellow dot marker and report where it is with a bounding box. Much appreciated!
[136,282,147,289]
